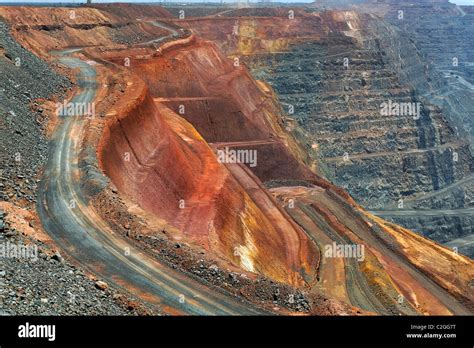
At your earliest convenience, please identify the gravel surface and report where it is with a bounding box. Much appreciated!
[0,20,71,205]
[0,209,157,315]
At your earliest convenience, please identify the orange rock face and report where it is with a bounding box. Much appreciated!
[169,9,366,55]
[98,67,318,286]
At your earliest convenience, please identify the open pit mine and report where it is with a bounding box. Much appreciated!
[0,0,472,317]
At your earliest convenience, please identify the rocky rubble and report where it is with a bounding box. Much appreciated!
[0,20,71,206]
[146,237,313,313]
[0,209,156,315]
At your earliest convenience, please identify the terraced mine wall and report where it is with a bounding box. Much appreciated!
[190,9,474,256]
[364,12,474,255]
[364,1,473,116]
[313,1,474,256]
[267,30,468,230]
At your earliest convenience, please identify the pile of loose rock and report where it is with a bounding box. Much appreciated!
[0,209,157,315]
[0,20,71,205]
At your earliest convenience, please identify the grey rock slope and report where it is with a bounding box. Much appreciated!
[0,209,155,315]
[0,20,71,204]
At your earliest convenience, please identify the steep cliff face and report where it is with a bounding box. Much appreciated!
[98,74,319,286]
[179,7,474,255]
[121,39,318,183]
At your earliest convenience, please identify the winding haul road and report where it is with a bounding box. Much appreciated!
[277,189,472,315]
[371,207,474,217]
[37,45,265,315]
